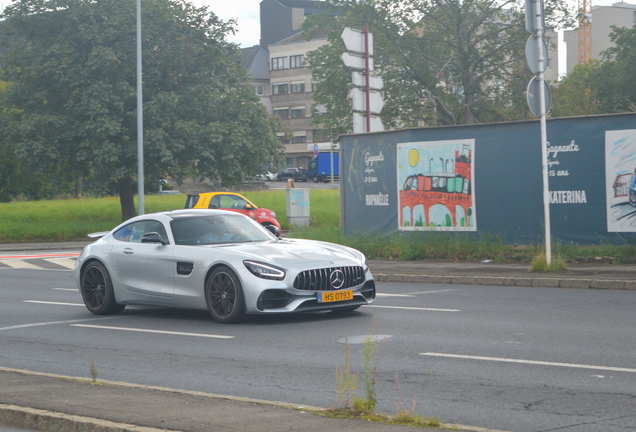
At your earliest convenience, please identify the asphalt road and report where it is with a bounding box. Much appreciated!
[1,256,635,432]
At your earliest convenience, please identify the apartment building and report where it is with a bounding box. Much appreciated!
[563,2,636,74]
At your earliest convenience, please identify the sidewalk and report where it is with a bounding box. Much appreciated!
[0,368,497,432]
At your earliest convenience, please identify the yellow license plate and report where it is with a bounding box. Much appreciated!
[318,290,353,303]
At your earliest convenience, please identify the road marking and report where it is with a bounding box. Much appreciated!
[44,257,77,270]
[71,324,235,339]
[367,305,460,312]
[0,318,100,331]
[52,288,77,291]
[2,259,42,269]
[0,253,80,259]
[420,352,636,373]
[404,289,457,295]
[24,300,85,307]
[376,293,414,298]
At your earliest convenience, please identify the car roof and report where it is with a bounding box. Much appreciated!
[186,192,257,208]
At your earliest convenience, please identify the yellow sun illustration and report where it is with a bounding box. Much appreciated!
[408,149,419,167]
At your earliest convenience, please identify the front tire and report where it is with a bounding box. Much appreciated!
[312,176,319,183]
[80,261,125,315]
[205,266,246,323]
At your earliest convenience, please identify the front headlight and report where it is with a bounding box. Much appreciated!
[362,254,368,273]
[270,211,277,219]
[244,260,286,280]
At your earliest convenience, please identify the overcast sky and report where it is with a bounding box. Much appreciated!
[0,0,631,48]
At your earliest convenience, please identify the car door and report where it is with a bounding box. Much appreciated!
[113,220,175,299]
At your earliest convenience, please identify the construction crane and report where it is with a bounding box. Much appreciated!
[578,0,592,63]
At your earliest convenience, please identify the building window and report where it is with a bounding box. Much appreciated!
[313,129,328,142]
[291,82,305,93]
[292,135,307,143]
[290,54,304,68]
[256,86,264,95]
[271,57,288,70]
[272,83,289,95]
[273,108,290,119]
[278,135,290,144]
[291,108,305,118]
[312,82,319,92]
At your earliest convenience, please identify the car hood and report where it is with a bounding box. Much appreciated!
[208,238,362,269]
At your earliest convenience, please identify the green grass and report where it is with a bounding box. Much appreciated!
[1,190,636,263]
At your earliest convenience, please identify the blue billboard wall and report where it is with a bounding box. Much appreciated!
[340,113,636,245]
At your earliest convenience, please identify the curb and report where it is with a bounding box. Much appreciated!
[0,404,172,432]
[373,273,636,290]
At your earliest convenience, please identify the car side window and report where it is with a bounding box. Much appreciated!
[113,224,133,242]
[219,195,248,209]
[129,221,169,244]
[208,196,220,209]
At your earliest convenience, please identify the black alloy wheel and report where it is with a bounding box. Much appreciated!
[80,261,125,315]
[206,266,246,323]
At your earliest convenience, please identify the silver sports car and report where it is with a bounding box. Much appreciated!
[74,210,376,323]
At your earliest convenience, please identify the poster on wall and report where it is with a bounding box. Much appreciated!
[397,139,476,231]
[605,129,636,232]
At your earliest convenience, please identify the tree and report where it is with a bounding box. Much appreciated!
[592,26,636,114]
[305,0,572,132]
[0,0,284,220]
[550,61,601,117]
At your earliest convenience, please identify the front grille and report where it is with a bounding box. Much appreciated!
[293,266,365,291]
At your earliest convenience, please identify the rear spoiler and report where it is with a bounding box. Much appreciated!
[87,232,109,239]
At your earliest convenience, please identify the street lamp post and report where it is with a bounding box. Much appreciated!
[136,0,145,215]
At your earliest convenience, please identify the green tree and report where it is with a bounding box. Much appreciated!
[305,0,573,132]
[550,61,601,117]
[0,0,283,220]
[593,26,636,113]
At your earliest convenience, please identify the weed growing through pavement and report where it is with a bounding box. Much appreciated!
[529,253,568,272]
[89,361,98,383]
[335,336,358,409]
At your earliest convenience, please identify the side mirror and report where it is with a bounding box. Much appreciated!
[264,224,280,237]
[141,232,167,245]
[245,204,254,210]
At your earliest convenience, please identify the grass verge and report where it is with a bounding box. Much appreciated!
[1,189,636,263]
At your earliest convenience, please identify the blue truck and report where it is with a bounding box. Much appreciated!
[307,152,339,183]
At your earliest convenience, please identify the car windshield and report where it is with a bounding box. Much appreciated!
[170,214,274,245]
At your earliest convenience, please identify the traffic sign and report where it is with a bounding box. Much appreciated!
[525,0,545,33]
[350,88,384,114]
[352,71,383,90]
[525,35,549,74]
[341,27,373,55]
[353,113,384,133]
[526,77,551,117]
[341,52,374,70]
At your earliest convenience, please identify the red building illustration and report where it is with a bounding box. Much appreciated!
[400,150,473,228]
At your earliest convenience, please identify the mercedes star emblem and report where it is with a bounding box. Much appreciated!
[330,269,345,289]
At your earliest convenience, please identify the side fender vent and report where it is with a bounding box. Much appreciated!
[177,262,194,275]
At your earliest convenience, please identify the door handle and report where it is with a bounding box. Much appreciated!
[123,248,134,255]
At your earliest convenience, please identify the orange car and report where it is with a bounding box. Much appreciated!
[184,192,281,237]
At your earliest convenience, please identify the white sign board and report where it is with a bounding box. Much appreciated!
[341,52,374,71]
[350,88,384,114]
[353,112,384,133]
[341,27,373,55]
[352,72,383,90]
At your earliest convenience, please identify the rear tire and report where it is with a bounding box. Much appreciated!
[312,176,319,183]
[205,266,246,323]
[80,261,125,315]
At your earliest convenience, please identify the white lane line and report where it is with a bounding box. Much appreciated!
[376,293,415,298]
[404,289,457,295]
[420,352,636,373]
[44,258,77,270]
[52,288,78,291]
[367,305,460,312]
[24,300,85,307]
[71,324,234,339]
[2,259,41,270]
[0,318,100,331]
